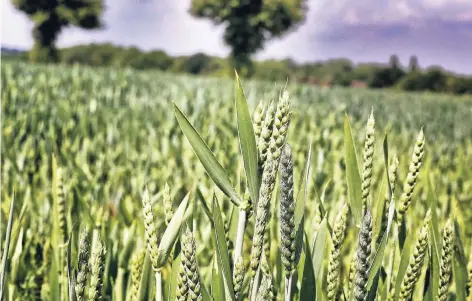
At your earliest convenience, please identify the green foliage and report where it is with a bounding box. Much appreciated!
[190,0,307,74]
[11,0,103,62]
[7,43,471,94]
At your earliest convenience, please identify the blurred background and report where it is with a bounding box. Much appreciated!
[2,0,472,94]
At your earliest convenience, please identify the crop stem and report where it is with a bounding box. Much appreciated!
[285,275,293,301]
[155,271,162,301]
[234,209,247,270]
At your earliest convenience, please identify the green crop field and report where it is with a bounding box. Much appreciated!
[1,61,471,301]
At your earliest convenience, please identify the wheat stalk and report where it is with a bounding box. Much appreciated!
[163,182,173,226]
[128,249,145,301]
[258,102,276,167]
[399,212,430,301]
[438,219,454,301]
[253,101,265,144]
[182,227,202,301]
[75,229,90,301]
[233,256,245,300]
[361,110,375,212]
[256,273,273,301]
[250,156,278,275]
[389,154,399,193]
[327,203,349,301]
[88,237,106,301]
[353,210,372,301]
[142,188,159,273]
[280,143,296,276]
[397,129,425,224]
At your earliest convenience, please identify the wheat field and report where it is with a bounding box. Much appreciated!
[1,62,472,301]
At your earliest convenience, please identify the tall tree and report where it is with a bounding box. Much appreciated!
[408,55,419,72]
[190,0,307,75]
[12,0,103,62]
[389,54,400,69]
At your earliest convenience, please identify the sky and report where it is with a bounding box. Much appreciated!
[1,0,472,74]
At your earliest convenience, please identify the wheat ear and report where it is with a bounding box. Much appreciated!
[438,219,454,301]
[88,237,106,301]
[361,110,375,212]
[353,210,373,301]
[250,156,278,275]
[280,143,296,276]
[142,188,159,273]
[128,249,145,301]
[399,211,430,300]
[327,204,349,301]
[397,129,425,224]
[75,229,90,301]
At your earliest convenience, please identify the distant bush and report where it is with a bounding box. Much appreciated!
[4,43,471,95]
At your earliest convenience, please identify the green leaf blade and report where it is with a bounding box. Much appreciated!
[156,191,191,268]
[211,196,236,301]
[234,72,260,206]
[344,114,362,226]
[174,103,241,207]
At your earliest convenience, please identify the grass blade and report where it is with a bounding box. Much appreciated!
[0,193,16,299]
[300,232,316,301]
[212,195,236,300]
[312,217,329,277]
[138,253,152,301]
[168,242,181,301]
[234,71,260,206]
[174,103,242,207]
[344,114,362,226]
[427,175,440,301]
[211,252,226,301]
[394,229,414,299]
[156,191,191,268]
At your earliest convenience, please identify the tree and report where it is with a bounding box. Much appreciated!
[408,55,419,72]
[183,53,212,74]
[190,0,307,75]
[389,54,400,69]
[12,0,103,62]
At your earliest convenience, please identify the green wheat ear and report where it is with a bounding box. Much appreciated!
[75,229,90,301]
[353,210,373,301]
[253,100,265,144]
[280,143,296,276]
[163,182,174,226]
[327,203,349,301]
[128,249,145,301]
[142,188,159,273]
[398,129,425,224]
[389,154,400,193]
[88,237,106,301]
[256,273,273,301]
[250,156,278,275]
[233,256,245,300]
[399,211,430,301]
[438,219,454,301]
[361,109,375,213]
[258,101,276,168]
[182,226,202,301]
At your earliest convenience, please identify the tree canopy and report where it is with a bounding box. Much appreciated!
[190,0,307,75]
[12,0,103,62]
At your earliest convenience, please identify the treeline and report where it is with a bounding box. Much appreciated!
[7,43,472,94]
